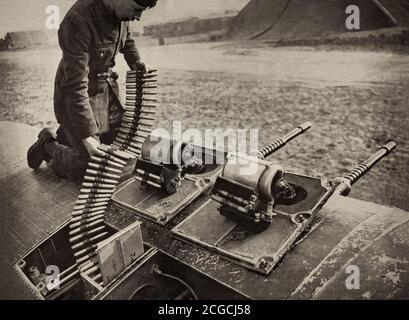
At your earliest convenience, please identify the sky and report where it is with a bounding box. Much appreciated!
[0,0,250,37]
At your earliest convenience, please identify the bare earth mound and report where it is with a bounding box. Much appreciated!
[228,0,289,39]
[229,0,408,40]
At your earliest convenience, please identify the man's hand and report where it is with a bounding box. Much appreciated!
[132,59,151,74]
[82,136,105,157]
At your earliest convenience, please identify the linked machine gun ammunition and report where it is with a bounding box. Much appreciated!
[65,69,159,289]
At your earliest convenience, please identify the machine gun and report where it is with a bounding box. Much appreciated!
[112,124,312,225]
[210,122,312,227]
[134,135,206,194]
[210,126,395,230]
[334,141,396,196]
[111,133,225,225]
[173,126,397,274]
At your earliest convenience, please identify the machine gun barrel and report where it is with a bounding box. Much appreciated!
[257,122,312,159]
[336,141,397,195]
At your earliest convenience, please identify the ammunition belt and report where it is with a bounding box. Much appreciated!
[68,69,158,287]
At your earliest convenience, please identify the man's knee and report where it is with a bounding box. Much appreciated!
[48,141,90,182]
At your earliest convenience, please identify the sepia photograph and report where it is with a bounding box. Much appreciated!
[0,0,408,304]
